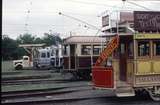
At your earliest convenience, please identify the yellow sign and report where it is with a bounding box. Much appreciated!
[134,34,160,39]
[95,35,119,66]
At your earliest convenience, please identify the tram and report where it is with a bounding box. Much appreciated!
[92,11,160,101]
[62,36,108,79]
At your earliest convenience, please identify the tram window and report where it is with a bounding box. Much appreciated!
[103,45,106,50]
[63,45,68,55]
[107,57,112,66]
[93,45,101,55]
[41,52,46,58]
[138,41,150,57]
[113,48,119,58]
[81,45,91,55]
[128,42,133,57]
[153,41,160,56]
[120,43,125,54]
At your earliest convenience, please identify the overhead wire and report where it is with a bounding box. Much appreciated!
[126,0,153,11]
[128,0,160,1]
[66,0,137,10]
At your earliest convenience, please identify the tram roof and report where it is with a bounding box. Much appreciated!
[19,43,46,47]
[63,36,106,44]
[102,32,133,37]
[101,26,134,37]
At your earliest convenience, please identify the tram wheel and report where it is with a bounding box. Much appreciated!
[78,70,91,80]
[147,86,160,101]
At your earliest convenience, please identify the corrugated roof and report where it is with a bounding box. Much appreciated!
[63,36,106,44]
[19,43,45,47]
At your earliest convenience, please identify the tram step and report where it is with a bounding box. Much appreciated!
[116,87,135,97]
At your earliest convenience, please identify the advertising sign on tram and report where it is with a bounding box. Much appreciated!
[134,11,160,32]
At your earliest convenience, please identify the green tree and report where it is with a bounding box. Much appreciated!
[43,33,62,46]
[16,33,36,44]
[34,37,43,44]
[2,35,19,60]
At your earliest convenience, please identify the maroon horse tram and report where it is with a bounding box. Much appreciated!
[62,35,109,79]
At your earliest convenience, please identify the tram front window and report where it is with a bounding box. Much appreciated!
[138,41,150,57]
[41,53,46,58]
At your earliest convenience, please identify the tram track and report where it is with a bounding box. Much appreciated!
[2,72,22,75]
[2,84,92,95]
[2,74,51,81]
[2,87,91,100]
[1,78,82,85]
[2,85,101,105]
[2,95,108,105]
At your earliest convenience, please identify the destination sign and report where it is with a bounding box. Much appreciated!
[102,15,109,27]
[134,11,160,32]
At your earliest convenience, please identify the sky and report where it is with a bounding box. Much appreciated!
[2,0,160,39]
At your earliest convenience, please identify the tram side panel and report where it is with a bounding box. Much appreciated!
[77,56,98,70]
[63,55,98,78]
[134,59,160,87]
[133,39,160,87]
[63,57,69,70]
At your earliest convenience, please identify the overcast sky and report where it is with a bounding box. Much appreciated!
[2,0,160,39]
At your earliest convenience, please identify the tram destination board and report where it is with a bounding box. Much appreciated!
[134,11,160,32]
[102,15,109,27]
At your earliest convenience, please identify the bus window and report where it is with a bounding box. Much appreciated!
[81,45,91,55]
[51,50,55,56]
[93,45,101,55]
[41,52,46,58]
[47,52,50,58]
[56,50,59,56]
[153,41,160,56]
[138,41,150,57]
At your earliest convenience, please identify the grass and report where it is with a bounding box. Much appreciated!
[2,60,14,72]
[1,61,75,92]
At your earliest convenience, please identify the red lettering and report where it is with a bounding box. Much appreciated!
[95,35,119,66]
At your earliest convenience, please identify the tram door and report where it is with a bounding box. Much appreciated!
[70,44,76,69]
[119,42,127,81]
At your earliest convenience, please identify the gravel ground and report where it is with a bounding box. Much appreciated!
[2,62,159,105]
[2,80,159,105]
